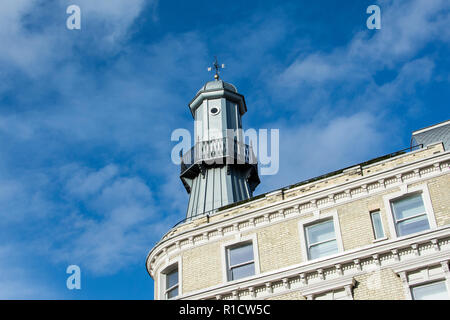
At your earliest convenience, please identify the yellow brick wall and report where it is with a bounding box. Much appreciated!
[253,220,303,273]
[332,189,398,251]
[353,269,405,300]
[426,174,450,227]
[181,241,224,292]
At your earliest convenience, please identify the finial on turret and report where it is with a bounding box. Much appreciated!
[207,56,225,80]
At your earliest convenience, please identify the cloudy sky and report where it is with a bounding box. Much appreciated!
[0,0,448,299]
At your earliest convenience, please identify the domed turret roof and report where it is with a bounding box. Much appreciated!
[196,80,237,95]
[189,78,246,118]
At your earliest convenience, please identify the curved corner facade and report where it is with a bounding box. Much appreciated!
[147,138,450,300]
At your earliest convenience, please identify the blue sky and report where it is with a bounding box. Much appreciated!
[0,0,448,299]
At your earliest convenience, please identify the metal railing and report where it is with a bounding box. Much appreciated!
[180,137,257,175]
[172,209,217,228]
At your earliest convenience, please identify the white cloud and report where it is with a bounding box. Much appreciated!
[0,115,35,140]
[277,0,449,87]
[0,0,155,76]
[260,112,387,191]
[351,0,450,63]
[259,56,435,192]
[42,164,176,275]
[69,0,152,46]
[0,246,58,299]
[65,164,119,198]
[0,0,54,74]
[279,53,358,85]
[0,3,206,282]
[260,0,448,195]
[0,175,54,225]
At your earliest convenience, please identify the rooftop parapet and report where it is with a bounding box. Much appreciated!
[165,142,447,239]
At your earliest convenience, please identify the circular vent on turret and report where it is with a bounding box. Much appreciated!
[210,107,220,115]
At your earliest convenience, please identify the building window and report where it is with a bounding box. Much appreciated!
[390,193,430,237]
[304,278,355,300]
[396,263,449,300]
[227,242,255,281]
[411,281,449,300]
[164,267,179,299]
[305,219,338,260]
[313,288,351,300]
[370,210,385,239]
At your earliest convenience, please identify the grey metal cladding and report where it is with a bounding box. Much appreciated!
[412,121,450,150]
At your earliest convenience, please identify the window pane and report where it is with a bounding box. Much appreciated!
[231,262,255,280]
[392,194,425,220]
[412,281,448,300]
[396,214,430,236]
[167,286,179,299]
[166,269,178,289]
[371,211,385,239]
[306,220,335,245]
[309,239,338,260]
[229,243,253,266]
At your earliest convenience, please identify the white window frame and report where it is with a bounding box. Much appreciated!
[221,234,260,283]
[227,243,254,281]
[397,261,450,300]
[312,288,352,300]
[303,277,355,300]
[298,210,344,262]
[370,210,386,241]
[410,280,449,300]
[158,257,182,300]
[165,267,179,299]
[383,184,437,239]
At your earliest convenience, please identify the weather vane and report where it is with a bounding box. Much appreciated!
[207,56,225,80]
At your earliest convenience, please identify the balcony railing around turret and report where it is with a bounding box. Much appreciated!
[180,137,257,175]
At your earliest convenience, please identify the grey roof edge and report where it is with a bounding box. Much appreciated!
[412,119,450,135]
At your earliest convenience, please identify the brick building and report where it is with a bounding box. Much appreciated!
[146,76,450,300]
